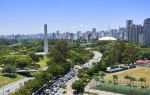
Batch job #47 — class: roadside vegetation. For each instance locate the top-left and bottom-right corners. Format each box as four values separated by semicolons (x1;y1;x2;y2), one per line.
4;39;94;95
88;40;150;95
0;72;25;87
72;40;150;94
1;38;150;95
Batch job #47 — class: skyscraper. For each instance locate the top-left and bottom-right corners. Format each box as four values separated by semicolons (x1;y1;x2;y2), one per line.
139;26;144;44
56;30;60;39
44;24;48;53
77;31;81;40
126;20;133;41
132;25;142;42
92;28;96;33
144;18;150;46
119;27;126;40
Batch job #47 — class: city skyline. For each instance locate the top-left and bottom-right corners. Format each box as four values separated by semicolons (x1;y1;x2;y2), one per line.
0;0;150;34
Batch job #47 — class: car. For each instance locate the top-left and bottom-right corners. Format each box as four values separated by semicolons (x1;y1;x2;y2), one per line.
73;91;77;95
6;89;10;92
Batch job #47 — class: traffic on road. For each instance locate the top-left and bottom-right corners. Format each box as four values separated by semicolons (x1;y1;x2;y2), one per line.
33;51;102;95
33;68;78;95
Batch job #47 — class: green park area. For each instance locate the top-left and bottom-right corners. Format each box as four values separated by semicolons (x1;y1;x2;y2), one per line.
103;67;150;88
91;67;150;95
36;56;48;68
0;72;25;88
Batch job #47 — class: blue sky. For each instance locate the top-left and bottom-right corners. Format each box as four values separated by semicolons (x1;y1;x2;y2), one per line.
0;0;150;34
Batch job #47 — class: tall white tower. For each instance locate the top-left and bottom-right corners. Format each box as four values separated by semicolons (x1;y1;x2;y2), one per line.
44;24;48;53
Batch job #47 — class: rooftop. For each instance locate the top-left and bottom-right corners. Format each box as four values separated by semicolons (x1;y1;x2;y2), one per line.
99;36;117;41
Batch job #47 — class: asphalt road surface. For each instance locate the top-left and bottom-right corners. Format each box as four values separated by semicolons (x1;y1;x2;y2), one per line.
0;77;33;95
33;51;102;95
58;51;102;95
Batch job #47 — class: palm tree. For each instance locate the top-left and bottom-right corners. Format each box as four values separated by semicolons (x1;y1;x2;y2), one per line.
95;76;100;85
100;73;105;83
113;75;118;84
138;77;146;88
124;75;131;85
112;75;118;93
130;77;137;87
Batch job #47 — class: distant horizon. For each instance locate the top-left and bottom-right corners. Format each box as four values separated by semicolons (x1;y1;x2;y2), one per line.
0;0;150;35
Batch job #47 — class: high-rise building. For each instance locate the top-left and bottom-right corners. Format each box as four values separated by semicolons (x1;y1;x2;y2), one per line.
119;27;126;40
139;26;144;44
56;30;60;39
144;18;150;46
91;28;97;39
92;28;96;33
70;33;74;40
110;29;117;38
44;24;48;53
126;20;133;41
77;31;81;40
132;25;142;42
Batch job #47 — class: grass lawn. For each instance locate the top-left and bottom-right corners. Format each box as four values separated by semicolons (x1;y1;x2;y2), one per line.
0;72;25;88
92;71;109;80
36;56;48;68
103;67;150;88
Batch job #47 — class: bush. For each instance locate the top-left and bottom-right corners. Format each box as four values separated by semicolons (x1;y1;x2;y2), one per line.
72;80;85;94
27;64;40;69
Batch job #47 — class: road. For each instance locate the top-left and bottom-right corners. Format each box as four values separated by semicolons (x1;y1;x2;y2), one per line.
0;77;33;95
59;51;102;95
32;51;102;95
83;51;102;68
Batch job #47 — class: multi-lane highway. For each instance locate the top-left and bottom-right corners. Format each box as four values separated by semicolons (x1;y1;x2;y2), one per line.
60;51;102;95
34;51;102;95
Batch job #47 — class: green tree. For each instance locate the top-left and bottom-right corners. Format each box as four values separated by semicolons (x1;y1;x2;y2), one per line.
35;71;52;84
48;65;64;77
47;39;69;64
138;77;146;88
2;65;16;78
112;75;118;84
27;51;40;62
0;38;10;45
124;75;131;85
130;77;137;87
122;43;139;65
72;80;85;94
0;55;16;66
100;73;105;83
95;76;100;85
15;55;32;69
109;43;120;65
112;74;118;93
140;48;150;60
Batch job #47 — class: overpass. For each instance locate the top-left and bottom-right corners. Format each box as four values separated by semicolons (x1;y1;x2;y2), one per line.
16;69;38;73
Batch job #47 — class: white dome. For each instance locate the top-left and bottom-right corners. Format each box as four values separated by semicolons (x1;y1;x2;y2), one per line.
99;36;117;41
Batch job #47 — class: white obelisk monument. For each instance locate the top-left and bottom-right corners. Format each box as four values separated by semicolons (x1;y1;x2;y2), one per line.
44;24;48;53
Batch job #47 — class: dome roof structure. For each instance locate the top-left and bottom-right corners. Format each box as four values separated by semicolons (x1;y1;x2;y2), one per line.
99;36;117;41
